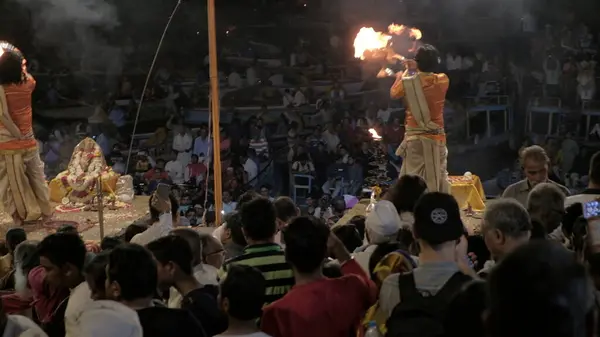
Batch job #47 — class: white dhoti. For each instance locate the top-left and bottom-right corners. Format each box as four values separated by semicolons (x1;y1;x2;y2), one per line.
396;137;450;193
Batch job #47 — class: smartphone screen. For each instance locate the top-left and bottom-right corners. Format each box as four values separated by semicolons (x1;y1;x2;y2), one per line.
584;201;600;246
156;183;171;200
584;200;600;220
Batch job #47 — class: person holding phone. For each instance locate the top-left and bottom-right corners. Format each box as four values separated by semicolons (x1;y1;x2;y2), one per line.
130;184;178;246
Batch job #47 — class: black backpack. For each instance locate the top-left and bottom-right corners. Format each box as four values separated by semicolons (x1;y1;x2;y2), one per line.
385;272;472;337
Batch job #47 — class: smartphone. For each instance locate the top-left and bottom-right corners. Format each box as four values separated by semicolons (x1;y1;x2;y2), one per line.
584;200;600;246
156;183;171;200
583;200;600;220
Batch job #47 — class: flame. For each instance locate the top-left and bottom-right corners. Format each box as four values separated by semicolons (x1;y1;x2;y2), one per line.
388;24;422;40
353;27;392;60
368;128;382;140
0;49;4;58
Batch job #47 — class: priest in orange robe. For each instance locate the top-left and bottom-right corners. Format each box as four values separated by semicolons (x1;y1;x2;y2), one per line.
0;42;52;225
389;44;451;193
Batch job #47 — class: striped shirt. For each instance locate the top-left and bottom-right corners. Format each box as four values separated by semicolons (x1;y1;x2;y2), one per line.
220;243;294;304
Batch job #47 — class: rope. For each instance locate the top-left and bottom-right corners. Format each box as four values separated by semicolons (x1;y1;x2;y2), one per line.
124;0;183;172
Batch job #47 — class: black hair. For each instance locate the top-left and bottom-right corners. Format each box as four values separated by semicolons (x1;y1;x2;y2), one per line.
204;211;216;225
383;174;428;213
348;215;366;241
274;197;297;223
100;236;122;251
562;203;583;238
149;193;180;222
5;228;26;252
236;190;260;210
124;224;147;242
589;151;600;185
322;260;343;278
240;197;277;241
220;264;266;320
37;233;87;271
0;42;26;85
283;216;329;273
415;44;441;73
224;212;247;247
84;251;110;296
332;225;362;253
146;235;193;275
57;224;78;234
107;244;158;301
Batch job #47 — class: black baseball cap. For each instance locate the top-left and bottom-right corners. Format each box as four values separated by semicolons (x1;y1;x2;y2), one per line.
413;192;465;245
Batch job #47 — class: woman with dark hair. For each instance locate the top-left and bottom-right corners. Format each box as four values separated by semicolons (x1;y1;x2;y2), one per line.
382;174;428;227
0;42;52;226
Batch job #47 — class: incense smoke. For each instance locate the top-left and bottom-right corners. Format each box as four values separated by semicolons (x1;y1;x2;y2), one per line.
16;0;123;75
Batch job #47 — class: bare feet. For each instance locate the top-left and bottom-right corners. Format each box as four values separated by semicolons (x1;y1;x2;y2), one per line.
11;214;23;227
41;213;53;225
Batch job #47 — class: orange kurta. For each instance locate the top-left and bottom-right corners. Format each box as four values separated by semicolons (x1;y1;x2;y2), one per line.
0;75;36;151
390;72;449;142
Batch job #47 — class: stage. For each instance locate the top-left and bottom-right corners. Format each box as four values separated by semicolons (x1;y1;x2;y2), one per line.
0;197;152;241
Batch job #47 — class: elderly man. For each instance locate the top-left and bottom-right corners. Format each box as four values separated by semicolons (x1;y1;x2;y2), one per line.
527;182;566;241
479;199;532;276
502;145;569;206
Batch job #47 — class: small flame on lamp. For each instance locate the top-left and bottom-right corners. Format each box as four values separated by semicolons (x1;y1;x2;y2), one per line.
368;128;382;140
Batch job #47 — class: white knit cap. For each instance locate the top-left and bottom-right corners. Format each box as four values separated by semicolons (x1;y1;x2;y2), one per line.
365;200;401;243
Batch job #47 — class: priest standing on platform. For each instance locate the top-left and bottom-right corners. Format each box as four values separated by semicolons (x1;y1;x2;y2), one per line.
389;44;451;193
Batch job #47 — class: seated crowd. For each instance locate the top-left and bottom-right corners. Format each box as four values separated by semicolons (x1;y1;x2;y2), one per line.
0;144;595;337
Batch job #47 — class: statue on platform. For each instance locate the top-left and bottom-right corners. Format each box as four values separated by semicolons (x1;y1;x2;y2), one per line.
390;44;451;193
50;137;119;205
0;42;53;225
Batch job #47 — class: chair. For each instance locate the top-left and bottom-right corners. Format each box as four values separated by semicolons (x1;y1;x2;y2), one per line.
292;174;314;203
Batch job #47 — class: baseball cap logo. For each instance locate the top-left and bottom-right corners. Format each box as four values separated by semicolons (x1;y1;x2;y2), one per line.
430;208;448;224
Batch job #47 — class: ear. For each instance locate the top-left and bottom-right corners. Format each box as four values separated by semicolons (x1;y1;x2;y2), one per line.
221;297;230;315
494;229;506;245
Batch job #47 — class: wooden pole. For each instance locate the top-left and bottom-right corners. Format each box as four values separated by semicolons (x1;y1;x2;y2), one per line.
207;0;222;225
96;177;105;239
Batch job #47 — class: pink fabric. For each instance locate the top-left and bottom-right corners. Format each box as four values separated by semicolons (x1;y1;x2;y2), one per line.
28;266;69;323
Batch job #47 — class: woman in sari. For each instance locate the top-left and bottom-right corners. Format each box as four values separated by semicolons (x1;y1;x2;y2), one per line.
0;42;52;225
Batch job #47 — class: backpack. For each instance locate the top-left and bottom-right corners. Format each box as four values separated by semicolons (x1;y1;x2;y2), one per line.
385;272;471;337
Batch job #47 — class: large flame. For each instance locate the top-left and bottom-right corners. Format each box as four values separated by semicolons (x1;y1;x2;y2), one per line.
354;24;423;60
353;27;392;60
368;128;382;140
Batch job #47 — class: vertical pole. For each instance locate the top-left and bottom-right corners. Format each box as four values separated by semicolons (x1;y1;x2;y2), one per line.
208;0;222;225
96;178;105;239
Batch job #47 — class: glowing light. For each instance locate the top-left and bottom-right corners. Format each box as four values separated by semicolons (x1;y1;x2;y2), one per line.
353;27;392;60
388;24;422;40
368;128;382;140
0;49;4;58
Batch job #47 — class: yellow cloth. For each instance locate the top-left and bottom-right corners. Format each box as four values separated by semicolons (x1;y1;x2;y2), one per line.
449;175;486;211
0;254;12;279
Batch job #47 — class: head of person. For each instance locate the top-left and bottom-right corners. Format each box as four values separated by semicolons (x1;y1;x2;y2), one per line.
100;236;122;251
486;241;596;337
37;233;87;289
199;233;225;269
240;197;277;244
171;228;203;267
413;192;464;255
332;225;363;254
13;241;39;296
146;235;194;290
56;224;78;235
348;215;366;241
274;196;299;230
415;44;441;73
124;224;147;243
365;200;401;244
520;145;550;186
223;190;232;204
526;182;566;236
236;190;260;211
482;199;532;260
218;264;265;322
105;243;158;303
5;228;26;254
588;151;600;187
383;174;428;215
283;216;330;275
259;185;271;198
84;251;110;300
0;42;26;85
191;154;199;164
221;212;247;247
148;192;180;224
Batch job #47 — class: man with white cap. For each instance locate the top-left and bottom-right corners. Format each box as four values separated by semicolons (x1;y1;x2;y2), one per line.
354;200;402;272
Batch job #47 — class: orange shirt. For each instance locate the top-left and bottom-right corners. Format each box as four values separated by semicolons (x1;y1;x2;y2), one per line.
0;76;37;151
390;72;449;134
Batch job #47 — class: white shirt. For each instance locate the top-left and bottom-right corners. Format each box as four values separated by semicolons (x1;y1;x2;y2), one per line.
173;133;193;152
165;160;185;184
130;213;173;246
293;91;307;106
223;202;237;215
322;130;340;152
65;282;93;337
446;54;462;71
246;67;257;86
193;136;211;157
3;315;47;337
565;193;600;207
228;72;243;88
283;93;294;107
96;133;111;157
168;264;219;308
243;158;258;184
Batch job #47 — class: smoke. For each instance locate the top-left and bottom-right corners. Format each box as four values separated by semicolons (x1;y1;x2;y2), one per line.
16;0;123;75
